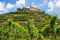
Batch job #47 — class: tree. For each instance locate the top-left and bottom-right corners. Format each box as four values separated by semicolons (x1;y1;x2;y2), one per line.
50;14;57;38
28;19;39;40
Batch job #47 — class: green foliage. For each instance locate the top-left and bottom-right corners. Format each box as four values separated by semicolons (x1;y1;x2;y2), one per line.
13;16;27;21
50;15;57;38
28;19;39;40
50;15;57;28
56;25;60;35
0;18;30;40
41;24;50;36
0;9;60;40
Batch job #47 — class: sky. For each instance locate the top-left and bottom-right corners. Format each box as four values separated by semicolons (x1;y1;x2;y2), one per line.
0;0;60;18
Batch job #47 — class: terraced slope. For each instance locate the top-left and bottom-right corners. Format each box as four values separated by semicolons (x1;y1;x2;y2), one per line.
0;9;52;28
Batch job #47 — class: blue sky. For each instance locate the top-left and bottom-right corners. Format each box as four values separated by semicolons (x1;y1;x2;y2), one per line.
0;0;60;18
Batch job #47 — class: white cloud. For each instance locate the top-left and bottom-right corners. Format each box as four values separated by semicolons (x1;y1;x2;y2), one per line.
31;2;37;8
0;0;26;14
0;2;14;14
0;2;5;11
31;2;35;5
6;3;15;10
32;5;37;8
48;1;54;12
0;2;8;14
55;1;60;8
47;0;60;12
16;0;25;8
6;0;26;10
54;0;60;2
47;0;60;17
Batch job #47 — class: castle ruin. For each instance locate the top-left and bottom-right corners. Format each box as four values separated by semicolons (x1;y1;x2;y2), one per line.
17;6;42;12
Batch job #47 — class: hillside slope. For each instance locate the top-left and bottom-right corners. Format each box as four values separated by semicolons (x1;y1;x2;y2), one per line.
0;9;52;27
1;8;60;40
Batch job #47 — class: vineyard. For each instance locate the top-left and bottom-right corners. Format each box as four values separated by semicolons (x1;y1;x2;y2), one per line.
0;9;60;40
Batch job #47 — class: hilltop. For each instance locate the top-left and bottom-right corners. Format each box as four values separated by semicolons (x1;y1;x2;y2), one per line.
0;6;60;40
0;6;60;27
0;7;51;27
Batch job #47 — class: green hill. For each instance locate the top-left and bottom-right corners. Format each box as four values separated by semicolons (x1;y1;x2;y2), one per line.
0;8;60;40
0;9;51;27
